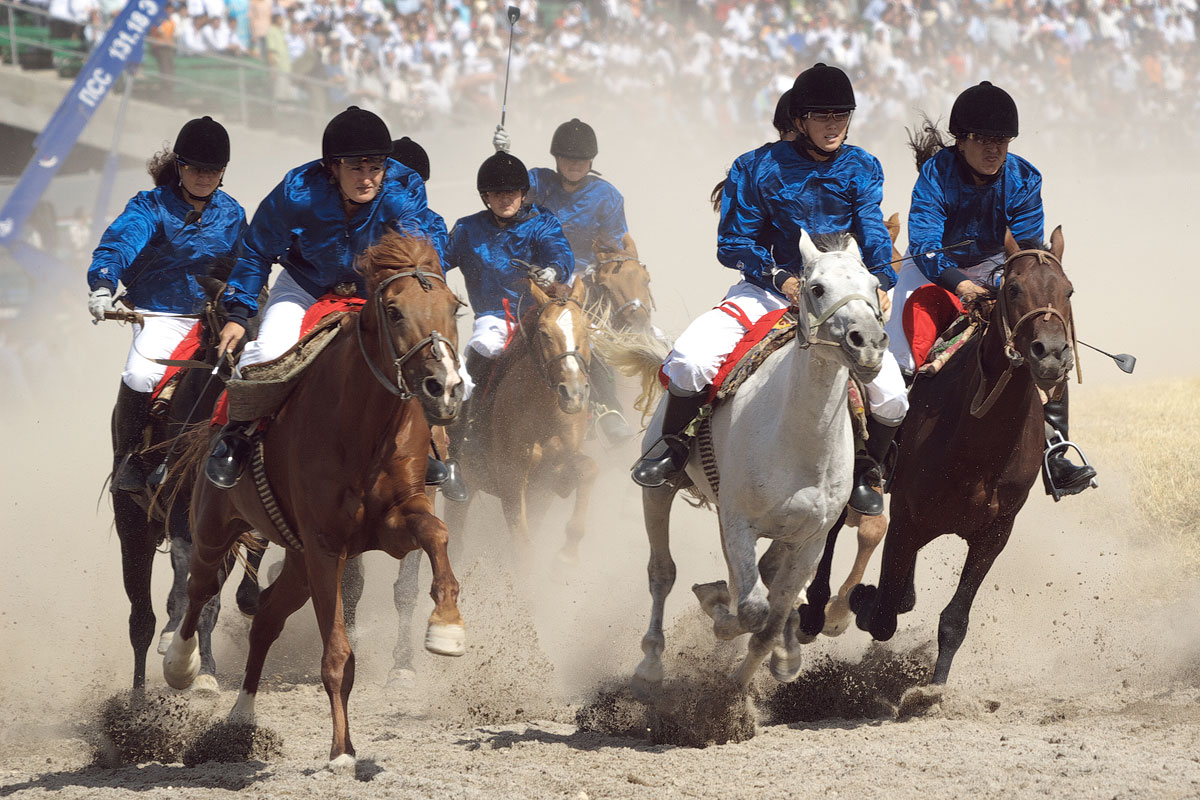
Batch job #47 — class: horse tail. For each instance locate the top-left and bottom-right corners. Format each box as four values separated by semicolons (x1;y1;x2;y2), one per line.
147;421;215;534
907;114;950;170
591;326;672;424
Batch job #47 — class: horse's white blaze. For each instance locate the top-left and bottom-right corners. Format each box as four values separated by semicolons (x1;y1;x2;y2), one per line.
436;338;462;398
556;309;581;377
229;690;256;723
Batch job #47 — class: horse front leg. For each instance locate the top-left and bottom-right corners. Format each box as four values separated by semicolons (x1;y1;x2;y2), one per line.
398;495;465;658
719;513;769;635
114;491;157;690
304;547;357;770
558;452;598;565
824;508;888;636
632;483;678;699
388;552;422;685
733;538;815;688
932;524;1012;685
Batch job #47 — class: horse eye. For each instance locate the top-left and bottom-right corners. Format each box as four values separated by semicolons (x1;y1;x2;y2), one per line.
1007;284;1020;297
386;306;404;323
810;283;824;299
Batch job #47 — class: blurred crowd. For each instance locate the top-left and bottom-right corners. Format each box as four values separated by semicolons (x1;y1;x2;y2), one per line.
13;0;1200;147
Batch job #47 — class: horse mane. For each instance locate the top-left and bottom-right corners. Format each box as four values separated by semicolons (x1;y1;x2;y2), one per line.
809;231;855;254
357;230;441;288
907;114;951;170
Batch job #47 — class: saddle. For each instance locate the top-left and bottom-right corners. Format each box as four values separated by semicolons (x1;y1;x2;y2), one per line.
149;321;204;416
916;312;983;378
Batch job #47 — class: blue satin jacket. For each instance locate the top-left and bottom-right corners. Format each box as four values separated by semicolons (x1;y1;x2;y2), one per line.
224;158;448;315
717;140;897;296
527;167;628;271
87;186;247;313
445;204;574;319
908;147;1043;290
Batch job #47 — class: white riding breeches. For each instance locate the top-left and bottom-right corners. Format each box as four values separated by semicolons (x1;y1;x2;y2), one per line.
460;313;509;400
885;254;1005;373
237;269;319;369
122;313;197;393
663;279;909;424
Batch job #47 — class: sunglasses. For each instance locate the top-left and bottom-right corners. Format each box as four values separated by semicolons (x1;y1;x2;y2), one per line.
177;159;224;175
337;156;388;169
803;111;852;123
964;133;1014;147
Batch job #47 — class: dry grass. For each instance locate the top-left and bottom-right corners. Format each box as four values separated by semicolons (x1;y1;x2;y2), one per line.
1073;377;1200;561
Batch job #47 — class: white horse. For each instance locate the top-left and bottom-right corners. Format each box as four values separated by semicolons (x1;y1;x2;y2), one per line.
632;231;888;692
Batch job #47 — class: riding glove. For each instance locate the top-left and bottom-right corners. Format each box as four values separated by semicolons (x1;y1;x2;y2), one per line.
492;125;511;153
88;287;115;321
532;267;557;288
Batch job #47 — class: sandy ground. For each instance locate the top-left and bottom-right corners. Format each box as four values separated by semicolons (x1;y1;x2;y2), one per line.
3;95;1200;799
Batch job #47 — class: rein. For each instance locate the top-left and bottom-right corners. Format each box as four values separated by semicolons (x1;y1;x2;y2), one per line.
968;248;1082;418
356;268;458;400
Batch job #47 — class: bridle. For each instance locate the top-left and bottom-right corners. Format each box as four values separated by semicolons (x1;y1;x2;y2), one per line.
356;268;459;400
969;248;1081;418
589;253;656;324
791;270;883;351
517;294;590;390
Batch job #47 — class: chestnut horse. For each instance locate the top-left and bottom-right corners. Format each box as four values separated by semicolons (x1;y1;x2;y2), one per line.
445;277;597;564
852;228;1079;693
586;244;655;335
164;232;465;769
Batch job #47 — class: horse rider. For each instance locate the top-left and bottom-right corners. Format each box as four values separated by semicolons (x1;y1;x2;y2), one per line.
887;81;1097;498
205;106;450;489
438;151;576;501
493;118;636;443
87;116;246;494
632;63;909;518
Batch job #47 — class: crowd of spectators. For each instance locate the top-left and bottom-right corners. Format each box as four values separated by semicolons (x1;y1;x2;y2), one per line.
14;0;1200;149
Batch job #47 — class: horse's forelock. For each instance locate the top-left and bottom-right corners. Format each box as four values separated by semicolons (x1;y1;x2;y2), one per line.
360;230;442;288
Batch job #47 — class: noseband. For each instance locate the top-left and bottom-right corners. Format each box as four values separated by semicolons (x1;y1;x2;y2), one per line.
969;248;1081;418
356;268;459;400
518;295;590;390
792;271;883;351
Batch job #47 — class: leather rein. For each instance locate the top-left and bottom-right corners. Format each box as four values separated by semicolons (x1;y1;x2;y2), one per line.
355;268;459;400
968;248;1082;418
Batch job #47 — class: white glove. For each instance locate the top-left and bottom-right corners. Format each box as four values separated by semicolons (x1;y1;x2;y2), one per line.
532;267;557;288
492;124;511;153
88;287;114;321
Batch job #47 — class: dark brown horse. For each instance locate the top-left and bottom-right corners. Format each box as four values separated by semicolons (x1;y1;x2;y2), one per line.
851;227;1079;692
163;232;465;769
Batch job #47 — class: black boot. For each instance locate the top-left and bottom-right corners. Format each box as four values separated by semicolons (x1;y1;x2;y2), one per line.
441;420;469;502
589;355;634;444
631;385;708;488
848;416;899;516
112;383;152;494
425;454;448;486
205;420;254;489
1042;392;1097;500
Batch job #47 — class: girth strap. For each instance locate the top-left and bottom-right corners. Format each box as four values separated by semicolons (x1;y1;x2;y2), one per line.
251;439;304;552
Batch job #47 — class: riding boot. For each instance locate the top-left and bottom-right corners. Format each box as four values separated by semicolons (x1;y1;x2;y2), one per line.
848;416;899;516
589;354;634;443
440;419;469;502
204;419;255;489
1042;391;1097;500
631;384;708;488
425;454;448;486
464;349;499;422
112;382;152;494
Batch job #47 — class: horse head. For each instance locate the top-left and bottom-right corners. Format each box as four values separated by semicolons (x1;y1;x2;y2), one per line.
996;226;1075;390
360;232;464;424
796;230;888;382
526;276;591;414
589;243;654;333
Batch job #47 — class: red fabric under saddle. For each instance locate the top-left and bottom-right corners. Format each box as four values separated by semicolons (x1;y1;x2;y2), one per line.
150;321;203;402
658;306;791;403
211;295;365;426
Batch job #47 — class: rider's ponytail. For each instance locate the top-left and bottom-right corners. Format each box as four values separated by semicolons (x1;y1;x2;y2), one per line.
907;114;951;170
147;148;180;188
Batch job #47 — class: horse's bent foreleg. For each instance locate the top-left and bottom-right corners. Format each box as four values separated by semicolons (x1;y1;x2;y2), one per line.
825;509;888;636
632;484;677;698
734;541;810;687
235;533;267;617
400;496;464;657
932;525;1011;685
115;492;157;689
718;512;768;635
559;453;598;565
305;547;356;767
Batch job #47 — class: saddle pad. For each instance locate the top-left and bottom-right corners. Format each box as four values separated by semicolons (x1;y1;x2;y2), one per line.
713;308;795;402
919;313;980;377
150;321;203;406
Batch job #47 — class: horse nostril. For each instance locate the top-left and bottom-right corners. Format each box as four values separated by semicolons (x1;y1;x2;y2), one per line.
423;376;444;397
1031;341;1046;359
849;330;865;348
557;384;571;405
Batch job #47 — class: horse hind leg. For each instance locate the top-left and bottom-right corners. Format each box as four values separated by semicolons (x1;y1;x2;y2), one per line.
235;533;268;617
825;508;887;636
115;491;158;689
632;483;678;699
388;552;422;687
557;453;598;566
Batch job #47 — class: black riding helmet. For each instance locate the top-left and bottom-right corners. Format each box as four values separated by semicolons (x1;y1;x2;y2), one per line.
477;151;530;194
174;116;230;170
322;106;392;164
789;63;856;117
550;118;598;161
391;136;430;182
772;89;795;136
949;81;1019;139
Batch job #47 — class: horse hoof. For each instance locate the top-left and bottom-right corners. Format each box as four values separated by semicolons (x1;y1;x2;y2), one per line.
327;753;356;774
156;630;175;655
629;673;660;703
822;596;851;637
692;581;731;619
898;684;945;718
768;649;803;683
848;583;876;616
191;673;219;693
424;623;466;657
555;547;580;567
386;667;417;691
163;633;200;689
797;603;826;639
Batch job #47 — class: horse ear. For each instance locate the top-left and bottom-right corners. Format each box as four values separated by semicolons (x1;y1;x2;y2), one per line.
843;234;861;261
529;280;550;305
1049;225;1064;260
1004;228;1019;258
798;229;821;268
569;274;586;302
885;212;900;246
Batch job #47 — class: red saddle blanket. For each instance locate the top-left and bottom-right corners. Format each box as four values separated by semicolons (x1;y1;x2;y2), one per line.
659;307;791;403
150;322;203;402
211;295;365;426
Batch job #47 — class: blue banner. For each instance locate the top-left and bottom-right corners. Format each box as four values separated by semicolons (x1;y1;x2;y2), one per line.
0;0;167;246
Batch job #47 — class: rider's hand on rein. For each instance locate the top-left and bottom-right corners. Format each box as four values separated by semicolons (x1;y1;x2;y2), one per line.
217;321;246;359
88;287;115;321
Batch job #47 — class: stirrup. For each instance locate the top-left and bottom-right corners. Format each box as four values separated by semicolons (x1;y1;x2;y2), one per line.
595;406;635;446
441;458;468;502
1042;433;1098;502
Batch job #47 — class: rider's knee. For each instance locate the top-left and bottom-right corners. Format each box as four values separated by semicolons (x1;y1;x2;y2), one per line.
121;366;163;394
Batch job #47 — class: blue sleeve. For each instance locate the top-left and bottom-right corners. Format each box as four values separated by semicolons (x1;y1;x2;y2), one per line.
1008;165;1044;247
907;162;955;286
444;221;468;275
851;156;897;291
535;214;575;283
225;178;292;314
423;208;450;267
598;186;629;247
87;193;158;292
390;173;446;264
716;156;774;281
